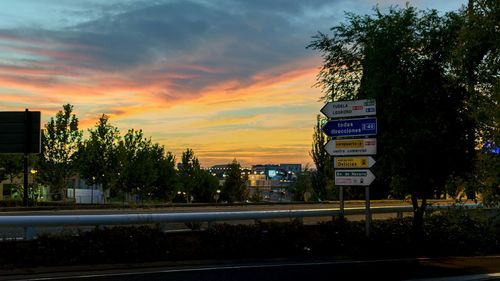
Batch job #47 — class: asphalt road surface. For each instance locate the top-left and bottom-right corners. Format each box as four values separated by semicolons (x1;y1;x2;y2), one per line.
2;256;500;281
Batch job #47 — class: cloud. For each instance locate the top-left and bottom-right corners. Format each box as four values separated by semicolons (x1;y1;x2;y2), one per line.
0;0;338;103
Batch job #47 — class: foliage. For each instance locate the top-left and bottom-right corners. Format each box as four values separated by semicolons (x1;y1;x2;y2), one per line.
0;154;23;183
221;159;248;202
454;0;500;203
2;209;500;268
309;115;333;200
152;151;179;201
308;6;478;228
290;167;313;201
77;114;120;199
177;149;200;202
475;153;500;206
194;169;220;202
37;104;82;200
116;129;160;202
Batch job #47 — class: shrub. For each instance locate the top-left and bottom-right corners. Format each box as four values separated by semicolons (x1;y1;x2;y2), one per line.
0;209;499;269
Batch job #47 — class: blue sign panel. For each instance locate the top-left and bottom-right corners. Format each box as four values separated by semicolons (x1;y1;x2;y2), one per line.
322;117;377;137
483;141;500;154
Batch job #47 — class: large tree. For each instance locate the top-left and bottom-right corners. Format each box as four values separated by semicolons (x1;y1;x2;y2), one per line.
177;148;200;202
454;0;500;204
77;114;120;201
116;129;159;202
309;6;475;230
38;104;82;200
153;151;179;201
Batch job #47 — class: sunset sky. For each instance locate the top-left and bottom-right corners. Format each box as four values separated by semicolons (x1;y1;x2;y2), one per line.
0;0;465;167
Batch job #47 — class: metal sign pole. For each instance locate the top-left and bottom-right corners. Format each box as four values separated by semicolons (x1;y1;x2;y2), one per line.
23;109;29;207
365;185;371;237
339;186;344;217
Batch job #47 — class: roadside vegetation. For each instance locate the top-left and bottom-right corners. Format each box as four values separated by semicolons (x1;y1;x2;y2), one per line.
0;207;498;269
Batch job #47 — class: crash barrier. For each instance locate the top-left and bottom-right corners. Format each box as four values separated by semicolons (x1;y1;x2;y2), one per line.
0;203;481;240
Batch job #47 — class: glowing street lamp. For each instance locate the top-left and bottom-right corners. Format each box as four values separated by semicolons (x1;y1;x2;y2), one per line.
214;189;221;203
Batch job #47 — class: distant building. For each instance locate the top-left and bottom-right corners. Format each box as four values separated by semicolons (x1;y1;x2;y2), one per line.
246;163;302;202
208;164;231;179
66;174;105;204
0;169;48;202
279;164;302;174
206;163;301;202
0;171;103;204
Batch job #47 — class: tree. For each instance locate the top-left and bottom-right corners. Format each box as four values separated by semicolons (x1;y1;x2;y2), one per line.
38;104;82;201
0;154;23;199
77;114;120;201
290;167;313;201
177;148;200;202
0;154;23;184
153;151;179;201
194;169;220;202
309;6;475;231
221;159;248;202
309;115;334;200
454;0;500;204
116;129;158;203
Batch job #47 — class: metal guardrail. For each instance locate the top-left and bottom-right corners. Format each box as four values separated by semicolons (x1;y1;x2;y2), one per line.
0;204;482;240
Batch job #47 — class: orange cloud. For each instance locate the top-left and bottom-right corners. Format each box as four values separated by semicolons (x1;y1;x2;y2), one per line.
0;53;323;167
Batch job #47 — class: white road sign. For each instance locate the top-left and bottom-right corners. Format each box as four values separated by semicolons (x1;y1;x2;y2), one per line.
335;169;376;186
321;99;376;118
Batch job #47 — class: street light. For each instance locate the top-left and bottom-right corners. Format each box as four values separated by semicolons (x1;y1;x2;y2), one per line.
214;189;221;203
91;176;96;204
30;169;38;204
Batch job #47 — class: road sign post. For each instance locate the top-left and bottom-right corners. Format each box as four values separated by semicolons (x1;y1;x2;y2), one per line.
365;186;371;237
321;99;377;237
339;186;344;217
0;110;41;207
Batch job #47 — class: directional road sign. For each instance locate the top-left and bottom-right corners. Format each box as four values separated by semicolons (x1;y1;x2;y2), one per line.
334;156;376;169
325;138;377;156
321;99;376;118
322;117;377;137
335;169;375;186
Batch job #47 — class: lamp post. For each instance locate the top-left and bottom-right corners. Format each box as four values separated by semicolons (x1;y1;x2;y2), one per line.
30;168;37;204
214;189;221;203
91;176;96;204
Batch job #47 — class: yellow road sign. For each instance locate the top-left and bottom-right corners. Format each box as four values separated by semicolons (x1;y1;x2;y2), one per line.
325;138;377;156
334;156;376;168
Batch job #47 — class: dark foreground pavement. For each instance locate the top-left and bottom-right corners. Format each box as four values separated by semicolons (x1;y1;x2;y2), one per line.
2;256;500;281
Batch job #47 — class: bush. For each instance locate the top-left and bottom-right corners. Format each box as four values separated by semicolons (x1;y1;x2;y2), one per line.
0;209;498;269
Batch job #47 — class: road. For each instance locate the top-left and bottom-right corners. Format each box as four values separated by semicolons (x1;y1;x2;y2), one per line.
2;256;500;281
